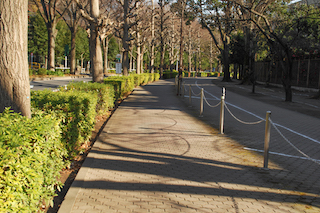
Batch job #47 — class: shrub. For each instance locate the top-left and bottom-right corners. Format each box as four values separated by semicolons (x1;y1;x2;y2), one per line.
141;73;150;84
55;70;64;76
163;71;178;79
154;73;160;81
211;72;223;77
131;74;143;87
182;71;196;77
47;70;55;75
108;69;116;73
0;108;67;212
196;72;208;77
104;76;135;99
38;68;47;76
31;90;98;158
29;69;36;76
66;81;116;114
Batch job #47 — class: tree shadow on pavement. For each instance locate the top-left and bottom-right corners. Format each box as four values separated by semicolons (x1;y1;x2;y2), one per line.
73;139;320;209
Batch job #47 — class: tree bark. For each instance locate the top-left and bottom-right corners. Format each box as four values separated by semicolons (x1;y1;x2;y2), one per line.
122;0;129;76
70;27;77;74
222;47;231;82
47;20;58;71
136;31;141;74
0;0;31;117
90;0;104;82
150;0;155;73
90;27;104;82
103;37;109;74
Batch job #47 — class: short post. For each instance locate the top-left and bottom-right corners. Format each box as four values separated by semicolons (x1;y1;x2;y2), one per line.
263;111;271;169
219;87;225;134
200;88;204;117
182;83;185;99
189;85;192;105
175;75;178;88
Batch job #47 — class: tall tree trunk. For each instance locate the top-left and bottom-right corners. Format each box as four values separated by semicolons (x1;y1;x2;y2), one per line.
140;44;145;73
129;49;133;72
178;0;186;95
70;27;77;74
159;30;165;77
136;31;141;74
90;28;104;82
122;0;129;76
80;53;84;69
210;40;213;72
90;0;103;82
160;45;165;77
0;0;31;117
222;47;231;82
188;29;192;73
150;0;155;73
47;20;57;71
103;37;109;74
283;53;293;102
169;16;175;72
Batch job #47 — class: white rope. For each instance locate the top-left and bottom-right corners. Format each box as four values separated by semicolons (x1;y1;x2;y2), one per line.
184;84;188;92
224;103;265;125
190;86;202;97
270;119;320;165
203;94;221;108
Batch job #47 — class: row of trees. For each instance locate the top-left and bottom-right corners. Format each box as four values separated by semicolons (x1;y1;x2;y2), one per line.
28;0;218;81
193;0;320;101
1;0;320;116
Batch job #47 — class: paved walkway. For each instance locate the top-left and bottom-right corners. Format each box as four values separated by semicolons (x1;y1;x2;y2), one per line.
58;79;320;213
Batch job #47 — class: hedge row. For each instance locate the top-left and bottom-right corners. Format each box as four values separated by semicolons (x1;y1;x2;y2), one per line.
0;73;159;212
105;73;160;99
31;90;98;158
66;82;115;115
0;109;66;212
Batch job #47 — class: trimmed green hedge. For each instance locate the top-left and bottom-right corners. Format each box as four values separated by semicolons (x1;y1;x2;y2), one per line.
163;71;179;79
31;90;98;158
0;109;66;212
0;73;160;212
104;76;135;99
65;82;116;114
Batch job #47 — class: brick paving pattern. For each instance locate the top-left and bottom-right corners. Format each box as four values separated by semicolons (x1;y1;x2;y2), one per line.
59;79;320;213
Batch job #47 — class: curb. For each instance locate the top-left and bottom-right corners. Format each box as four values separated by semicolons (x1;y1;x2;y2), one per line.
29;75;89;82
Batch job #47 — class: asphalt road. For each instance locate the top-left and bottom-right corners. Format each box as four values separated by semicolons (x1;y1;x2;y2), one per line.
30;76;92;91
182;77;320;174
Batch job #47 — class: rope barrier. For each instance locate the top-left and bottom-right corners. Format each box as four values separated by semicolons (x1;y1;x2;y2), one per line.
180;85;320;166
203;94;221;108
270;119;320;165
184;84;188;92
190;86;202;97
224;103;265;125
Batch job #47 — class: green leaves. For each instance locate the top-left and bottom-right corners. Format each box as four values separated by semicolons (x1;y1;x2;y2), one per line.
31;90;98;158
0;109;65;212
0;74;160;211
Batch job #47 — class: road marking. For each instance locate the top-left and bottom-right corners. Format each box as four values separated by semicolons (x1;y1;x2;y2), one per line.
194;80;320;145
244;147;320;162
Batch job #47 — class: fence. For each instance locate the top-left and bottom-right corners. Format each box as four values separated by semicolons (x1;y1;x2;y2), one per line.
255;59;320;89
175;76;320;169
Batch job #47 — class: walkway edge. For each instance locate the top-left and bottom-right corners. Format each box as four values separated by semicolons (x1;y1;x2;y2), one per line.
57;138;104;213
